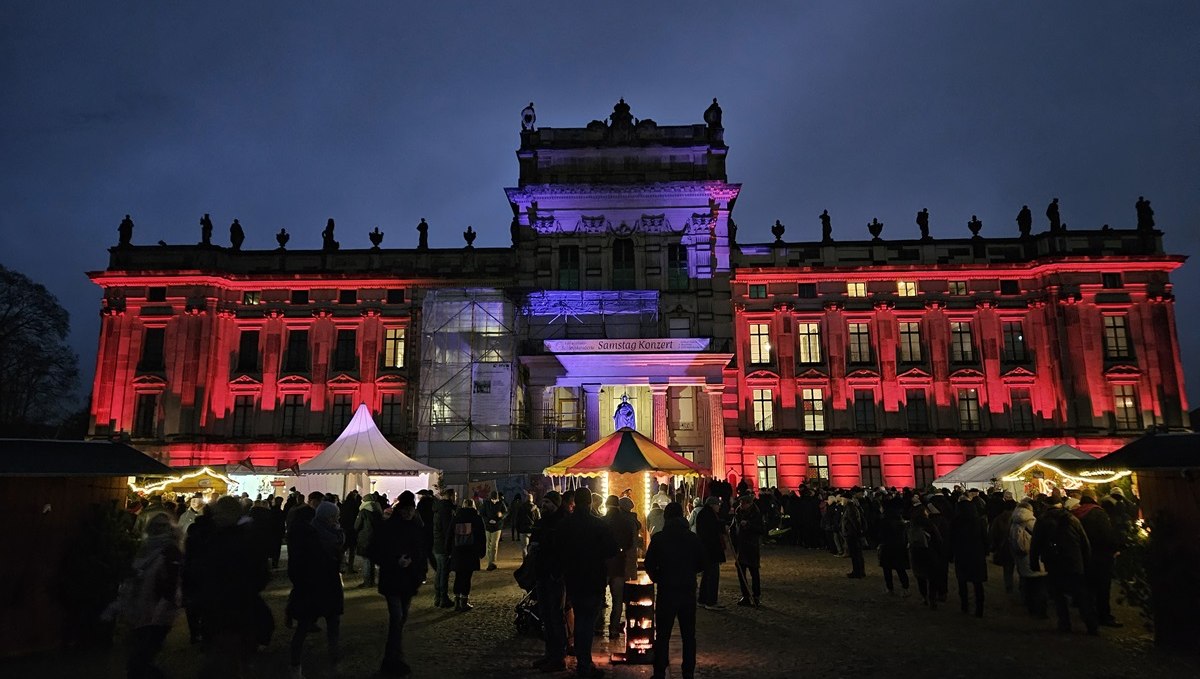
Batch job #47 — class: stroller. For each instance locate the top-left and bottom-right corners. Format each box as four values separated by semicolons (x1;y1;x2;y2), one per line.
513;552;542;636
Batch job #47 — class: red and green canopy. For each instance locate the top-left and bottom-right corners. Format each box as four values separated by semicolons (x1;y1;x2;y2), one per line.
544;428;706;477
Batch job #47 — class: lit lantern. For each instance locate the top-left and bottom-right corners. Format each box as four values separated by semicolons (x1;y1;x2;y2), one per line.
614;573;655;663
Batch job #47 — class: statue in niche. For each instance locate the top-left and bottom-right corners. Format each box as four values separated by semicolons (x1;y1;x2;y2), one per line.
771;219;786;243
1046;198;1061;233
968;215;983;238
463;225;476;248
868;217;884;241
117;214;134;247
276;228;289;249
1136;196;1155;231
322;218;340;251
416;218;429;250
521;102;536;131
1016;205;1032;238
199;213;213;245
703;97;723;129
820;209;832;243
613;393;636;431
916;208;930;240
369;226;384;249
510;214;520;247
229;219;245;250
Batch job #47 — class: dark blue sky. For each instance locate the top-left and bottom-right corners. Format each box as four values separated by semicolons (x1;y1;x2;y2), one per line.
2;2;1197;407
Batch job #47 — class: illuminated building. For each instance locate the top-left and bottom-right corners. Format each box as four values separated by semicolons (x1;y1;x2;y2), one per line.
87;100;1190;487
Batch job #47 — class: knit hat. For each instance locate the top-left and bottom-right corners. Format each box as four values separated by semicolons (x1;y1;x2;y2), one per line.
1110;487;1125;498
315;500;339;522
543;490;562;507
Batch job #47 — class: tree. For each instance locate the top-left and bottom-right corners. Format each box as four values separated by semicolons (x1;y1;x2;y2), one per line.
0;264;79;435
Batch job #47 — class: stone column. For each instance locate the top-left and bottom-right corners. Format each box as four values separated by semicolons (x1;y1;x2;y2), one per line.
582;383;602;444
650;384;670;447
704;385;726;479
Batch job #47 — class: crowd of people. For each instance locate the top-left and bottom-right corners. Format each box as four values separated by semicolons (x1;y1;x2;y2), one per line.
103;479;1136;679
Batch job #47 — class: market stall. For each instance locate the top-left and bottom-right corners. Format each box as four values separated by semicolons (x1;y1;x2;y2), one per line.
933;444;1129;497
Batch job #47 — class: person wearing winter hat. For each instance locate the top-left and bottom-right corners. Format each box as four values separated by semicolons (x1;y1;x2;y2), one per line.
373;490;425;677
696;497;727;609
289;501;345;678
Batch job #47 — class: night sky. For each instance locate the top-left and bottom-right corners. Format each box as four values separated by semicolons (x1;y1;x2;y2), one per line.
2;2;1197;409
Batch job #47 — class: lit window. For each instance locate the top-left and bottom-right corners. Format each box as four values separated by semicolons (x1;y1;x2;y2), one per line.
673;388;696;431
749;284;767;299
749;323;772;365
848;322;871;364
801;388;825;432
1103;316;1131;360
1002;321;1028;362
898;321;922;362
796;322;822;364
861;455;883;487
752;389;774;432
1113;385;1140;430
242;291;261;305
897;281;918;297
950;321;975;362
853;389;876;432
905;388;928;433
948;281;968;296
1010;387;1034;433
847;282;867;298
957;388;981;432
757;455;779;490
383;328;406;368
806;454;830;484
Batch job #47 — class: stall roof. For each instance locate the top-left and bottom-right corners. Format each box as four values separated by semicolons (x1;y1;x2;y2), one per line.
300;404;440;476
1097;432;1200;470
0;439;172;477
934;444;1094;488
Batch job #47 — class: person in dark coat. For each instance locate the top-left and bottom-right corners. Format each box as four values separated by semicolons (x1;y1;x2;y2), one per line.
841;491;868;578
480;491;508;571
949;495;988;616
557;486;618;679
926;494;953;603
1032;496;1098;634
644;502;704;679
877;501;911;595
248;499;276;564
355;493;383;587
730;493;764;606
269;495;286;568
415;489;435;572
448;498;486;611
989;496;1017;593
339;489;362;572
600;495;637;637
695;496;727;608
907;502;940;608
431;488;457;608
530;491;569;673
512;492;539;556
288;501;345;676
370;491;426;678
1072;494;1122;627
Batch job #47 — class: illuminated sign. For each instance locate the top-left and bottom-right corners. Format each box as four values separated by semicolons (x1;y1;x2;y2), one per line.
544;338;711;353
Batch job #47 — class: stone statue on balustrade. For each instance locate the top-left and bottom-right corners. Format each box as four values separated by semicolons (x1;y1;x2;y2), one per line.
117;214;134;247
916;208;930;240
229;219;245;250
820;210;832;243
417;218;429;250
1016;205;1032;238
322;218;340;251
1046;198;1061;233
200;213;213;245
1136;196;1155;231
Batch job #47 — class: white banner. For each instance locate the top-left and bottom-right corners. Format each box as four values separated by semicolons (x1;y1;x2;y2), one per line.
471;362;512;425
543;338;711;353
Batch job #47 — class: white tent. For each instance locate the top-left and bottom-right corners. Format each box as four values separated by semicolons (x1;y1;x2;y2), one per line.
933;444;1094;491
299;403;440;497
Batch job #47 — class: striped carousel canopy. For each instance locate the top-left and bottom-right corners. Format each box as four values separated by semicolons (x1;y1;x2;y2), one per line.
544;428;706;477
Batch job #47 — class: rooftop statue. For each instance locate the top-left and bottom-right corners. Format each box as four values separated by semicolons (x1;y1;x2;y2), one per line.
369;226;384;249
868;218;884;241
276;228;289;250
199;213;213;245
771;219;786;243
610;98;634;130
1046;198;1061;233
521;102;536;131
229;219;245;251
322;218;340;251
117;214;134;247
916;208;930;240
1016;205;1032;238
1136;196;1155;231
463;225;476;248
613;393;636;431
417;218;429;250
820;209;832;243
703;97;723;129
968;215;983;238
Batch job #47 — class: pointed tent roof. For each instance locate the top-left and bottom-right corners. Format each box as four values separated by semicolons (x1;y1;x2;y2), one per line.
934;444;1094;488
545;428;706;477
300;403;439;476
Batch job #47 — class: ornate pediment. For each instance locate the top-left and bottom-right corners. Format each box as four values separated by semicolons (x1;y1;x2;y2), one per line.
277;375;313;393
745;370;780;382
376;374;409;389
896;367;932;381
228;374;263;393
327;373;362;391
795;368;829;381
1001;366;1037;379
846;369;881;380
131;374;167;392
949;368;986;381
1103;365;1142;381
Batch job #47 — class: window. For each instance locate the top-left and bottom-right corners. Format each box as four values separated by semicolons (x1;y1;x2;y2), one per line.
1103;316;1131;359
1010;387;1035;433
333;329;357;372
242;291;261;305
139;327;165;372
232;395;255;438
913;455;936;488
950;321;975;362
1113;385;1140;430
847;282;867;298
236;330;260;372
860;455;883;488
1102;273;1124;289
667;244;689;291
847;322;871;364
1000;280;1020;295
331;394;352;434
801;388;825;432
749;323;772;365
807;454;830;485
1001;321;1028;362
668;317;691;338
898;321;922;362
132;393;158;438
853;389;876;432
612;239;635;289
957;388;982;432
290;290;309;305
905;388;929;433
948;281;968;296
383;328;405;369
672;388;696;430
147;287;167;302
338;289;357;305
797;283;817;298
757;455;779;490
796;322;822;364
749;284;767;299
558;245;580;290
386;289;405;305
282;394;304;437
380;393;404;437
752;388;774;431
555;388;581;431
284;329;309;372
897;280;918;297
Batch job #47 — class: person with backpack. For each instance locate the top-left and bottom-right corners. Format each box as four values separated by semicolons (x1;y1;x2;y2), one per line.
1030;495;1099;634
448;498;486;611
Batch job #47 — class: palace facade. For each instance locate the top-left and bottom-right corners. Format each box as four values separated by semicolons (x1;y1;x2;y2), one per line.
87;100;1190;488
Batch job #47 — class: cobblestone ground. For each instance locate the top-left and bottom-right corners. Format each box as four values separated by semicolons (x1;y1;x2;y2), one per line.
6;539;1197;679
